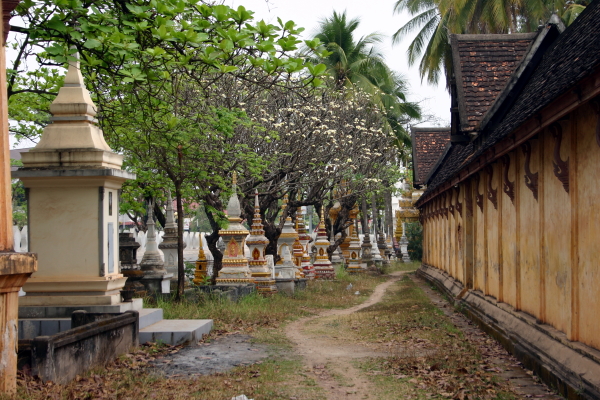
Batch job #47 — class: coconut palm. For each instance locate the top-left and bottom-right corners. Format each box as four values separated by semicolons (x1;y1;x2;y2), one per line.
393;0;589;86
308;11;421;150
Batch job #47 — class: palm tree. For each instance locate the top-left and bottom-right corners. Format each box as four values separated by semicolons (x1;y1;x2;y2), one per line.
393;0;589;86
308;11;421;150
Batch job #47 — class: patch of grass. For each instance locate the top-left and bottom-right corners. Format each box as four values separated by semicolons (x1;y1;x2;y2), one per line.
145;272;388;335
341;276;518;399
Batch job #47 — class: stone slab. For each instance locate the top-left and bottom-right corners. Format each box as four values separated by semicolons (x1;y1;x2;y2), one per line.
138;308;163;329
18;298;143;318
139;319;213;345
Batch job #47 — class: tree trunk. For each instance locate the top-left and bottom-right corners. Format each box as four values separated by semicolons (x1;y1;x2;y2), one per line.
385;189;393;239
175;183;185;300
371;194;379;235
204;205;222;286
361;197;369;235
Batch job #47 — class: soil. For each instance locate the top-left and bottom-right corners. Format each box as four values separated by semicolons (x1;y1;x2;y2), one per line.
284;270;408;400
150;334;270;378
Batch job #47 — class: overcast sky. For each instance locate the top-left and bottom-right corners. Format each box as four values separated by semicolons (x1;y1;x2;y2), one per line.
228;0;451;126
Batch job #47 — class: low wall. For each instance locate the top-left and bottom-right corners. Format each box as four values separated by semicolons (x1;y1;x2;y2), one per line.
417;264;600;400
19;310;138;384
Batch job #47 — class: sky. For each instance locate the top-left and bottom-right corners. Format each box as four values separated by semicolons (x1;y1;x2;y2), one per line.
228;0;451;126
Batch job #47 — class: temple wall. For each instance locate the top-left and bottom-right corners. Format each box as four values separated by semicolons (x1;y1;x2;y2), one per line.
419;102;600;351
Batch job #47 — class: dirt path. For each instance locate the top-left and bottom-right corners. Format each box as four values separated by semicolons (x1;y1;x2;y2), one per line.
285;271;407;400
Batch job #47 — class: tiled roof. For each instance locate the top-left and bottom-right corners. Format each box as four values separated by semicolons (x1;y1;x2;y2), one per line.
411;127;450;188
418;1;600;205
452;33;536;133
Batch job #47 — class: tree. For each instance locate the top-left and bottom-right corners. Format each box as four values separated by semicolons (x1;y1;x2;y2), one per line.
307;11;421;157
392;0;589;85
8;0;329;298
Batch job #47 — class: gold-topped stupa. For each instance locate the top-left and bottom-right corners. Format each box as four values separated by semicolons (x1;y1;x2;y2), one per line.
216;173;253;285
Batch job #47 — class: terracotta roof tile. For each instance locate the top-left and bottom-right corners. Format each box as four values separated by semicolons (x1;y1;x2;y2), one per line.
411;127;451;187
452;34;536;133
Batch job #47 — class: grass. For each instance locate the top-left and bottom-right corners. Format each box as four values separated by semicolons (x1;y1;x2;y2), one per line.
145;268;390;336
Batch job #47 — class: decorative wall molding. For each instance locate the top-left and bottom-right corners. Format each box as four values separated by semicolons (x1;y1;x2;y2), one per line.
550;123;570;193
475;173;484;213
501;154;515;204
485;165;498;210
521;141;539;201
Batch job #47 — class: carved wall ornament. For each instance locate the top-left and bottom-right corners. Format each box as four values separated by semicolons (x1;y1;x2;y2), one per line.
521;141;539;201
475;173;484;213
485;165;498;210
454;186;463;217
550;123;570;193
501;154;515;204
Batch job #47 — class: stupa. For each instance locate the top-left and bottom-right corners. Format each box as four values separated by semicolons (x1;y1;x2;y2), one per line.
192;235;208;285
347;221;362;274
246;190;277;295
297;211;315;279
159;191;185;280
277;195;299;266
275;245;296;295
313;209;335;279
15;55;137;308
216;173;253;285
140;201;173;294
360;217;373;270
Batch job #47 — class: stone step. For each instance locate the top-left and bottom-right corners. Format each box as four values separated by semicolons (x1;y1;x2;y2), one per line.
138;308;163;329
139;319;213;345
19;299;144;318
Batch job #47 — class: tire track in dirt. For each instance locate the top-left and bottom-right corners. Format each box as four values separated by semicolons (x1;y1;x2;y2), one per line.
285;271;406;400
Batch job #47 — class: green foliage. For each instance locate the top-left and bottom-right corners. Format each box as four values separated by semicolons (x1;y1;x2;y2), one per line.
306;11;421;158
406;222;423;261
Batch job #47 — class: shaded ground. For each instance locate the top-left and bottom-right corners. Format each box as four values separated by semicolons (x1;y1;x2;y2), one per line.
151;334;270;378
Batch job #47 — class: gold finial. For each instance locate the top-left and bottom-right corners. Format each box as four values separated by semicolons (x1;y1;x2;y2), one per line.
232;171;237;186
282;194;288;211
197;234;206;260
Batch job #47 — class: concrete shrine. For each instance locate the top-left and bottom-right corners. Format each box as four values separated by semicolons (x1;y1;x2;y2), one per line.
216;174;253;285
276;195;300;272
192;235;209;285
312;209;335;279
159;191;185;280
14;56;136;308
139;202;172;294
346;221;362;274
246;190;277;295
296;210;315;279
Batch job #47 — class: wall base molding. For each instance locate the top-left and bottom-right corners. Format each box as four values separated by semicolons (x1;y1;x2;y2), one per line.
417;264;600;400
